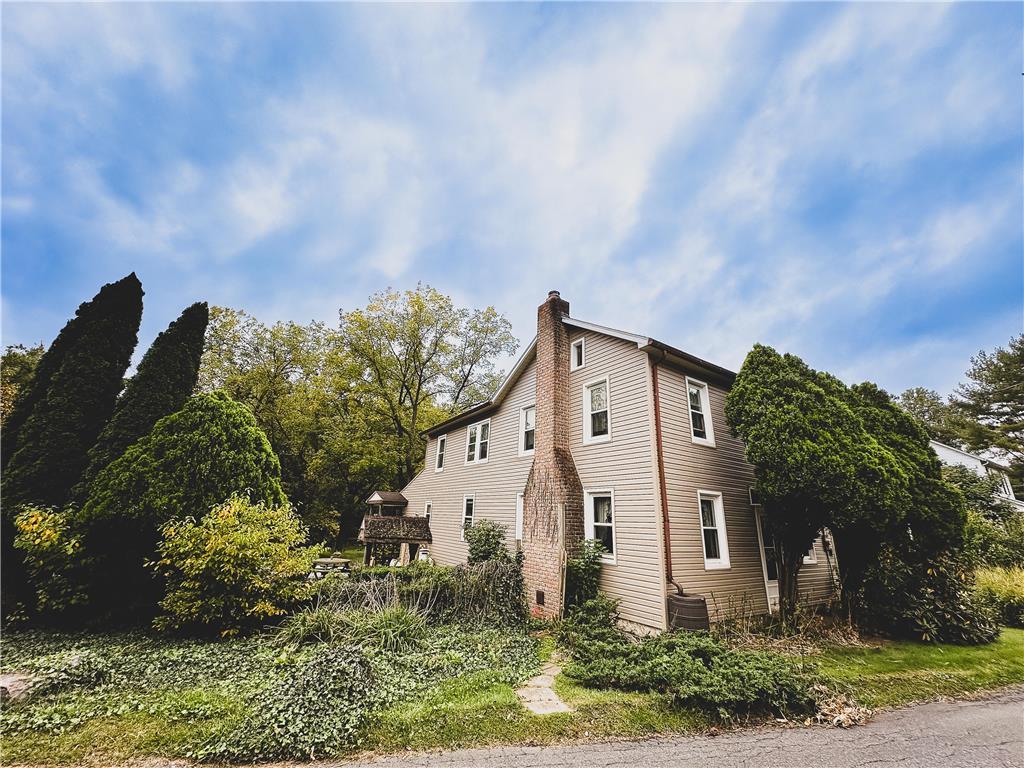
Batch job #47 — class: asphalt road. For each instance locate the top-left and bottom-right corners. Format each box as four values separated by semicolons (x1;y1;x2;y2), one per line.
335;687;1024;768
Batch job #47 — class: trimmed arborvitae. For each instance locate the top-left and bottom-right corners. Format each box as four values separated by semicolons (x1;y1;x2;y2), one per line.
2;273;143;509
79;391;286;618
73;302;209;501
1;281;129;471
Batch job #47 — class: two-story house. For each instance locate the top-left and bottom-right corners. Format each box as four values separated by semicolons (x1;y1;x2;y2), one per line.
392;290;838;632
930;440;1024;511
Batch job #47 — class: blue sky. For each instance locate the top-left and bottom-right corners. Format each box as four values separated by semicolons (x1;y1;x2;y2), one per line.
2;3;1021;395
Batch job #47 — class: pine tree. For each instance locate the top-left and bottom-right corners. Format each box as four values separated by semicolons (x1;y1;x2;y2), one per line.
2;273;143;508
73;302;209;501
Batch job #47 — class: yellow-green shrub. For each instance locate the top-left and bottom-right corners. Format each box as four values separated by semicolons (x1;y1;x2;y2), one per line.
151;495;322;635
12;506;86;614
975;566;1024;628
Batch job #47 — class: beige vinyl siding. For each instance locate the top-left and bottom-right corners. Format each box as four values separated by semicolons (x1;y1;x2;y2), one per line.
400;362;536;564
658;364;836;618
797;534;840;606
569;331;665;632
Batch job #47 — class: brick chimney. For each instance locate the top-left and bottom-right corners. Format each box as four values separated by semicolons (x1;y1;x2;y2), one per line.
522;291;585;618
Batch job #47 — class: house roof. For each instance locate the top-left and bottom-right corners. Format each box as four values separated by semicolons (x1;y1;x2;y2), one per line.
366;491;408;505
358;515;432;544
422;314;736;437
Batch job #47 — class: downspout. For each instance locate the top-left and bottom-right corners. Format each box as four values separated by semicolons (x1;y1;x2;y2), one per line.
650;354;684;596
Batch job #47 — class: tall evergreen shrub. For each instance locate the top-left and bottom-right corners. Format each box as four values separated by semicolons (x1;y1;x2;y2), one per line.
73;302;209;500
2;273;143;508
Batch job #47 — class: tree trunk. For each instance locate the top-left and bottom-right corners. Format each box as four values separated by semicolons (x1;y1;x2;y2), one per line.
776;545;803;627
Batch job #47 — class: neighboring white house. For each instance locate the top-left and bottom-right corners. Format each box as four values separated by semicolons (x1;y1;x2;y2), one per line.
930;440;1023;509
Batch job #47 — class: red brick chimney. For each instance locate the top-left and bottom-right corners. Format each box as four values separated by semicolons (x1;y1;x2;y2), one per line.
522;291;585;618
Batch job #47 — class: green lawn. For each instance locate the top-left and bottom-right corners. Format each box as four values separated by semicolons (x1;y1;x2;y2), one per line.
4;628;1023;765
814;627;1024;709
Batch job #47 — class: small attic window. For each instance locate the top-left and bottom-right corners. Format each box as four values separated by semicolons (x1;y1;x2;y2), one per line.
571;338;585;371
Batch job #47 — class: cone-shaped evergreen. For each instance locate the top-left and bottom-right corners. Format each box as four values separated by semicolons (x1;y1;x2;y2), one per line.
1;280;121;470
2;273;143;508
73;302;209;501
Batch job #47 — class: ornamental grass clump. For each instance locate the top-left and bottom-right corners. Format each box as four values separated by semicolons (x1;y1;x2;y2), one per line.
560;596;813;720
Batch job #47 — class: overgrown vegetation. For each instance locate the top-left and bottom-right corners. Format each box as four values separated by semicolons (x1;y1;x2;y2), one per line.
558;597;813;720
974;566;1024;628
152;495;322;635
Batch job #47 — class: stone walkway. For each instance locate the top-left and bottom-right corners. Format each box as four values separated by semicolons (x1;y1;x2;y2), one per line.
515;657;572;715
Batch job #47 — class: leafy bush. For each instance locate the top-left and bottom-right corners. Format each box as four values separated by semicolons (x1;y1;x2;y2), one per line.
556;594;623;651
12;506;86;615
974;567;1024;628
152;495;321;635
859;546;1000;644
464;519;509;564
966;510;1024;569
78;391;287;619
564;539;605;610
559;595;812;719
199;645;375;761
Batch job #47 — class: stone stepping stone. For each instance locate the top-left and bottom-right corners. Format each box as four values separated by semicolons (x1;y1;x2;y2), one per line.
516;661;572;715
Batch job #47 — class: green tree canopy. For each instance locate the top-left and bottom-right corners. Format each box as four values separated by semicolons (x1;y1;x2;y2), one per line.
3;273;143;508
953;334;1024;494
198;307;398;541
340;284;518;487
896;386;970;448
79;390;286;617
1;343;45;428
725;344;908;620
847;382;966;584
73;302;209;501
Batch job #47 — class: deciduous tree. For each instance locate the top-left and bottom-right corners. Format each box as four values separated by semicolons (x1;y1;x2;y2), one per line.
0;343;44;427
339;285;517;488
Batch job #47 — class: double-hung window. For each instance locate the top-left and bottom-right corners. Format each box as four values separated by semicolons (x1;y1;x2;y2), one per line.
465;420;489;464
584;490;615;561
461;495;475;540
520;406;536;456
583;377;611;444
435;435;446;472
424;501;432;522
686;378;715;447
698;491;730;569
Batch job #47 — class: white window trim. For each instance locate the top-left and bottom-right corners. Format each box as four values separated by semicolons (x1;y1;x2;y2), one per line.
571;337;586;371
582;375;612;445
461;494;475;541
697;490;730;570
515;493;524;543
803;537;818;565
424;501;432;522
685;377;716;448
464;419;490;465
584;488;616;564
435;434;446;472
518;404;536;457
